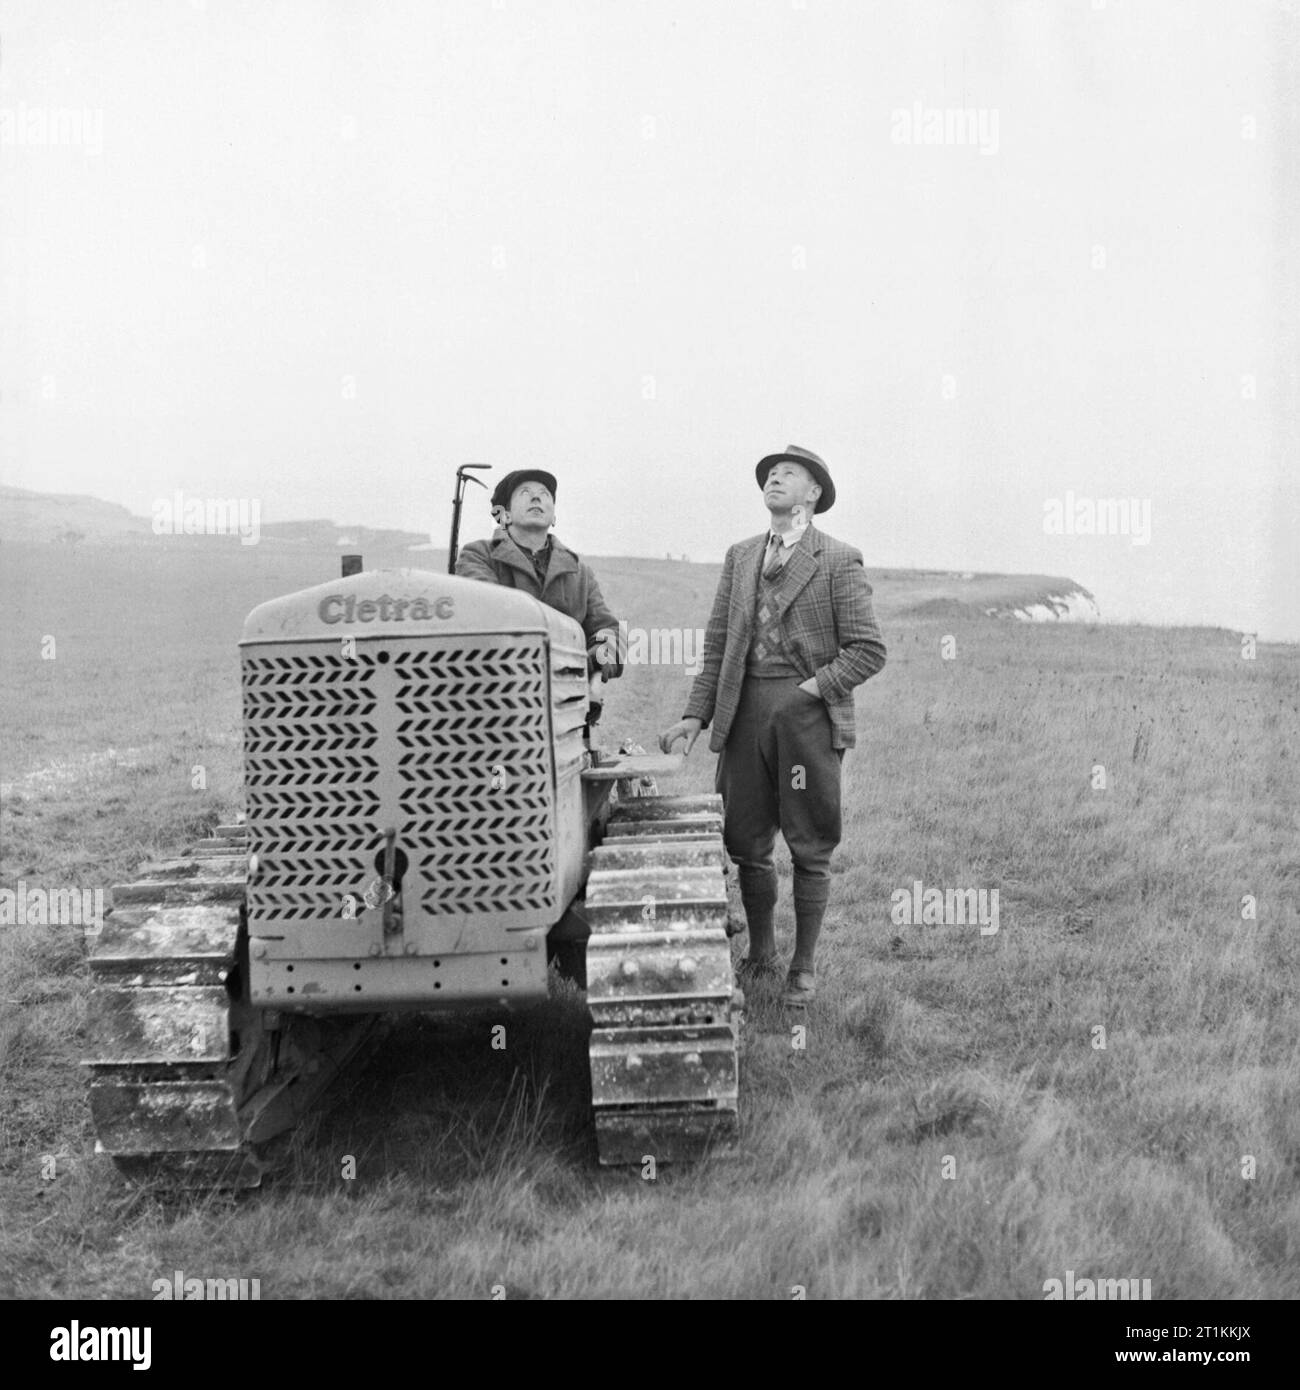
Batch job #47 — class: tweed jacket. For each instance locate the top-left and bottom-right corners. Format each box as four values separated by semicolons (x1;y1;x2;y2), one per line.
683;523;886;751
455;530;618;645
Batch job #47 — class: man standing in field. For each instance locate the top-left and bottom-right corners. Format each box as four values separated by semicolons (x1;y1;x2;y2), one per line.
659;446;886;1005
456;469;624;687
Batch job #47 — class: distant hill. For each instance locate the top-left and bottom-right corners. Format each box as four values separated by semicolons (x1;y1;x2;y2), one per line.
258;518;429;548
879;569;1101;623
0;485;153;544
0;485;1100;623
0;486;427;550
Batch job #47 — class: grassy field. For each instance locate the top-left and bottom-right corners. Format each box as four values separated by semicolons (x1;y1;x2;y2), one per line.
1;539;1297;1299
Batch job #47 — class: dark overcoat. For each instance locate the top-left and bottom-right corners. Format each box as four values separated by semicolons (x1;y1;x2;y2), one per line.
455;530;618;646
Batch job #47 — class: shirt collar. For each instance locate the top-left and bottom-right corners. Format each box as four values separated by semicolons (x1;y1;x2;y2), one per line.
769;519;809;550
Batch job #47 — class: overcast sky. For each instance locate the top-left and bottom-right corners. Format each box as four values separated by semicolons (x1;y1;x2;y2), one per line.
2;1;1296;639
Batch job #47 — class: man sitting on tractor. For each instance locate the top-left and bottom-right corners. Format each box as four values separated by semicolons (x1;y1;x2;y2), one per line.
455;470;624;716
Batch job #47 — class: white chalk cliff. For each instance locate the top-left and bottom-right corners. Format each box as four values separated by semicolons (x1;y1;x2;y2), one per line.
985;588;1102;623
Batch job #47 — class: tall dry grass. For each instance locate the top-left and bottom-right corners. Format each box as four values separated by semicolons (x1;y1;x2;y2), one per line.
1;542;1296;1298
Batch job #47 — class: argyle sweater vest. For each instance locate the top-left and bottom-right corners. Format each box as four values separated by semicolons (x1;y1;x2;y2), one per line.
745;549;803;678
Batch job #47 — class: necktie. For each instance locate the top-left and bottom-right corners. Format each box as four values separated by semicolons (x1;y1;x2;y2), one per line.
763;533;784;580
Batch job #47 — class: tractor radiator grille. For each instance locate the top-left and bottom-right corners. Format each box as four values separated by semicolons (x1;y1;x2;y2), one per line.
242;638;555;930
244;654;381;924
392;644;554;918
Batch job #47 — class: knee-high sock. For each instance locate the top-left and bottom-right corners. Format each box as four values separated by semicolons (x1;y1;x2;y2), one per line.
737;864;778;959
791;874;830;974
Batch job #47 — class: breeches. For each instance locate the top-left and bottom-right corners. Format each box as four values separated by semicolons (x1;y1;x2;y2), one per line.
714;677;844;879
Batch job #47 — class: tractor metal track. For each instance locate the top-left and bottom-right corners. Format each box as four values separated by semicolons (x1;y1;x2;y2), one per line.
83;822;382;1189
85;798;742;1183
585;793;741;1164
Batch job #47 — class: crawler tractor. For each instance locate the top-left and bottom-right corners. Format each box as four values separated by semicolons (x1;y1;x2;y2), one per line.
83;554;741;1185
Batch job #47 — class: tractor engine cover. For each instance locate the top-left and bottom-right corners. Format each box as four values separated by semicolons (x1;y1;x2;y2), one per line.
238;568;588;1010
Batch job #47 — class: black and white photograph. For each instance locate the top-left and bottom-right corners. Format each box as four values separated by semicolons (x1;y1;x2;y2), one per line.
1;0;1296;1331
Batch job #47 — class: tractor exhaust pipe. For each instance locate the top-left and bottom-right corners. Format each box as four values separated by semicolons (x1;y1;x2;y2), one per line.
342;554;363;577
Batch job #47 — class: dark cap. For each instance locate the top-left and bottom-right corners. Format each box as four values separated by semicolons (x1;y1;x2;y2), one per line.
490;469;558;512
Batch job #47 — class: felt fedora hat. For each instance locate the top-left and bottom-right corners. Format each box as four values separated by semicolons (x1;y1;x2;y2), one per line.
755;444;835;513
491;469;557;512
